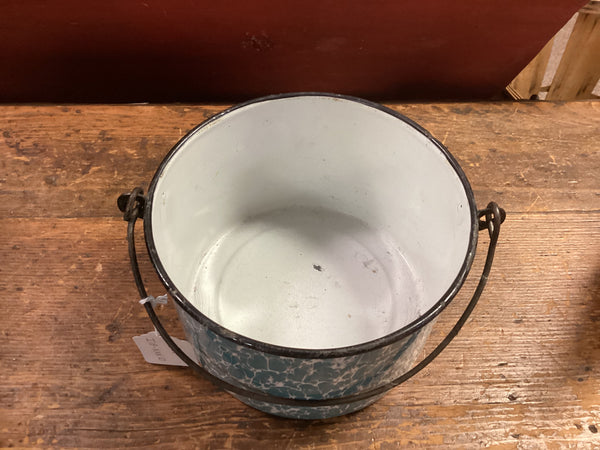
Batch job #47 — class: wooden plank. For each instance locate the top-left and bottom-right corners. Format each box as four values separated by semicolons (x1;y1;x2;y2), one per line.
1;212;599;447
1;102;599;219
547;2;600;100
0;105;222;219
392;101;600;214
507;38;554;100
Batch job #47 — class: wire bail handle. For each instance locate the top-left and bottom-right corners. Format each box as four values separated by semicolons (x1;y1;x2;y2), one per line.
119;188;505;407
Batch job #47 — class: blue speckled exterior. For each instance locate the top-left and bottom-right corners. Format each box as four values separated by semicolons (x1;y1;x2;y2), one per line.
175;305;433;419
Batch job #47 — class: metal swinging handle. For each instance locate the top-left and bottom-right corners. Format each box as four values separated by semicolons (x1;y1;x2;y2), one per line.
120;189;504;407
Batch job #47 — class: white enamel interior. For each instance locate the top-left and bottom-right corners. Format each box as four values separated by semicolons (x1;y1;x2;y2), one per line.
150;96;472;350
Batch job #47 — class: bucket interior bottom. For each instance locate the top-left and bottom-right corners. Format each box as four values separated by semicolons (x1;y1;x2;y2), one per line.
188;206;424;350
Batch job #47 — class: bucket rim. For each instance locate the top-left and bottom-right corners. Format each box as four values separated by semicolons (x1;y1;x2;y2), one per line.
143;92;479;359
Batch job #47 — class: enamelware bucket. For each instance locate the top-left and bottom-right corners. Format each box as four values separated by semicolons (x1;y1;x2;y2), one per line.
119;93;504;419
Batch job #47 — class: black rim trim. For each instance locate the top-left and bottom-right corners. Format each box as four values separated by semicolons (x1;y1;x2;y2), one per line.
143;92;479;359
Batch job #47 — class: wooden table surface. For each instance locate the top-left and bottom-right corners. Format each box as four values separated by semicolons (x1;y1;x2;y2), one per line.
2;101;599;448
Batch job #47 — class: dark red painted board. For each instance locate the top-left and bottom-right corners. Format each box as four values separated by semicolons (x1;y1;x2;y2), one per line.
0;1;586;102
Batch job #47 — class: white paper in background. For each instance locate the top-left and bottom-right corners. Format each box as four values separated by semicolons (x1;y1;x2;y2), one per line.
133;331;198;367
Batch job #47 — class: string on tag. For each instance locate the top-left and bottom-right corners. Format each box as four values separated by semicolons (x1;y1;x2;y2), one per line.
139;294;168;307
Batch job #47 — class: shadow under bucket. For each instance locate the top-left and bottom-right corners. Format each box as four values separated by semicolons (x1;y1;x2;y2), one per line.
119;93;504;419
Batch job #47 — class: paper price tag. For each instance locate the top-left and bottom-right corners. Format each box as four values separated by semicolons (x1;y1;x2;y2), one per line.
133;331;198;367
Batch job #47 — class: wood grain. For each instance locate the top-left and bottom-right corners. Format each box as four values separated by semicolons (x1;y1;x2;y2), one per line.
547;1;600;100
1;102;600;448
507;38;554;100
1;102;598;219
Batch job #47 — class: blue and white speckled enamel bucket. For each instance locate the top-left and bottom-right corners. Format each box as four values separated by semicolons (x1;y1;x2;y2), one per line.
120;93;504;419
